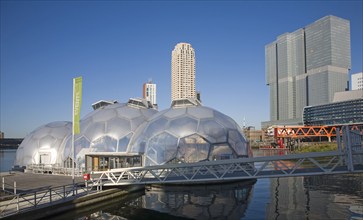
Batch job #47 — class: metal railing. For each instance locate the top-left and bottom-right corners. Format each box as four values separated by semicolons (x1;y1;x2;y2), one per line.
0;181;100;218
91;126;363;186
26;164;85;176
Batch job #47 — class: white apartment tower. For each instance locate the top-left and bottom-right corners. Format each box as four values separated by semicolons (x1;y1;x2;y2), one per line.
143;80;157;105
351;72;363;90
171;43;196;102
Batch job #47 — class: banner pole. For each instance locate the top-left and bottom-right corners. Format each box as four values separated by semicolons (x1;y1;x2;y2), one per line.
72;78;75;189
72;76;82;191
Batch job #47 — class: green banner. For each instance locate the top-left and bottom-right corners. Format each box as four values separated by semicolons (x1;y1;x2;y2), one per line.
73;76;82;134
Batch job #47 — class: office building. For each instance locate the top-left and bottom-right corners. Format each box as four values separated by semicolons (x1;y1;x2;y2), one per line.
143;80;157;106
265;15;351;127
171;43;196;102
303;90;363;126
352;72;363;90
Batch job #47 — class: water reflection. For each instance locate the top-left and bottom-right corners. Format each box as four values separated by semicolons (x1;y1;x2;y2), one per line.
141;180;256;219
80;180;256;220
267;174;363;219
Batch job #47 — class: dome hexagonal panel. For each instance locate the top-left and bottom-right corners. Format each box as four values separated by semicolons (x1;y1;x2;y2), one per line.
145;132;178;166
143;117;169;138
130;116;147;131
105;117;131;139
163;108;186;118
198;119;227;143
92;108;117;122
234;142;248;156
38;135;57;150
168;116;198;137
91;135;117;152
227;130;248;156
116;105;141;119
214;111;238;130
209;144;237;161
177;134;210;163
82;122;105;141
118;133;133;152
187;107;214;119
73;136;91;158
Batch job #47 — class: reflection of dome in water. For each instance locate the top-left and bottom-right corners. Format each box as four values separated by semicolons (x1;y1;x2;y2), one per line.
15;121;72;167
130;101;249;166
141;180;256;220
64;101;158;167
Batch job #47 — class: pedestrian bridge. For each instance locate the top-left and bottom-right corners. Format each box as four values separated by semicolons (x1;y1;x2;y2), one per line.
91;126;363;186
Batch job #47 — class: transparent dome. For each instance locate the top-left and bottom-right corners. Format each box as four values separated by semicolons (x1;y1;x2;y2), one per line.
15;121;72;167
63;102;158;167
130;105;249;166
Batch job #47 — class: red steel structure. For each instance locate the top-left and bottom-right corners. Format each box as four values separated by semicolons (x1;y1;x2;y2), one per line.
274;124;363;141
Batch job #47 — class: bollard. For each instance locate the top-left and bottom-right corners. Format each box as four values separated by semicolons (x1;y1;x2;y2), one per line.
34;192;37;207
2;177;4;191
49;189;52;203
14;181;16;194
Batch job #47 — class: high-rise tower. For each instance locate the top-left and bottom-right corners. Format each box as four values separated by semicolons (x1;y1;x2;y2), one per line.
352;72;363;90
171;43;196;102
265;15;351;125
143;80;157;106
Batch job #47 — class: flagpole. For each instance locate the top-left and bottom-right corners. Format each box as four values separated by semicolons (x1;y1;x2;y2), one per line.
72;78;75;188
72;76;82;191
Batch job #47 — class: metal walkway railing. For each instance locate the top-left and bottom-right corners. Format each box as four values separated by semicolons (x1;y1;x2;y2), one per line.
91;126;363;186
0;181;101;218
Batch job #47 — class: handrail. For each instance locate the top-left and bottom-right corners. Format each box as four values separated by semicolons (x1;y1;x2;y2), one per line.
0;181;101;218
26;164;85;176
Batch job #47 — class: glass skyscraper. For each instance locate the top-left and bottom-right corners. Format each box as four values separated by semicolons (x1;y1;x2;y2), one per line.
265;15;351;125
171;43;196;102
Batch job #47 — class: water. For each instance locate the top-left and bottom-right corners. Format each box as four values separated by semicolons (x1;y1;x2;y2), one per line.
55;174;362;220
2;149;363;219
0;149;16;172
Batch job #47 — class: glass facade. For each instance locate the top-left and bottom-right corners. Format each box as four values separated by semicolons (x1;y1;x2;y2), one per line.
303;99;363;126
266;15;351;124
15;121;72;167
129;105;249;166
67;102;157;167
15;101;250;170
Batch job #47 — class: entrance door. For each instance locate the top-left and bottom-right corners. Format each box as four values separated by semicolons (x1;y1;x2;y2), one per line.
93;157;99;171
40;153;51;164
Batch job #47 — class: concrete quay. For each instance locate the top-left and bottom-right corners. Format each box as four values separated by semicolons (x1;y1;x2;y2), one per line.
0;172;144;219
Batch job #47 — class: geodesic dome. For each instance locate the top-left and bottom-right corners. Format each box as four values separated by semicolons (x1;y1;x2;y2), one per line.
63;102;158;167
15;121;72;167
130;105;249;166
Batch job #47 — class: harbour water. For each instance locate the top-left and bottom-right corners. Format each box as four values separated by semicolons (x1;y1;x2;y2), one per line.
1;149;363;219
0;149;16;172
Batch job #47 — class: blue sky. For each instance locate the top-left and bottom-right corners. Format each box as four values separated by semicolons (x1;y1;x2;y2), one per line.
1;1;362;138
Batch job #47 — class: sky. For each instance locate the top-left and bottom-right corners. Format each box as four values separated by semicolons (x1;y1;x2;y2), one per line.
1;0;362;138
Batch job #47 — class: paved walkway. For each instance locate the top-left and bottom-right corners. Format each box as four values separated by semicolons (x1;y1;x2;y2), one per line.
0;172;95;218
1;172;84;193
